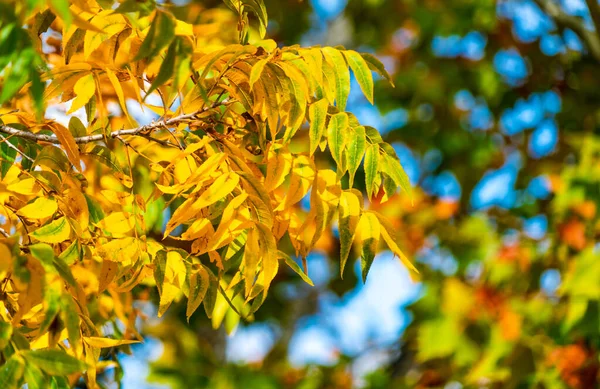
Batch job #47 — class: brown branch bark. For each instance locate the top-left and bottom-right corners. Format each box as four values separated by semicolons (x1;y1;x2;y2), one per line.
534;0;600;62
0;111;202;146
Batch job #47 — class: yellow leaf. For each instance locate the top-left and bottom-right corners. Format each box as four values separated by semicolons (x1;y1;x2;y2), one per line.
205;193;253;253
7;178;41;196
181;218;214;241
371;211;418;274
304;48;324;86
174;156;198;184
98;237;140;264
68;73;96;114
281;155;315;209
186;266;210;321
97;212;135;235
243;228;260;297
356;212;380;282
250;58;269;90
98;259;118;293
50;122;81;170
84;11;127;59
322;47;350;111
309;98;329;156
343;50;374;104
30;328;68;349
0;243;11;278
60;185;90;231
175;19;194;36
105;69;132;125
255;223;278;293
101;190;133;206
165;172;240;236
83;337;140;348
157;251;187;317
265;144;293;191
17;197;58;219
31;217;71;243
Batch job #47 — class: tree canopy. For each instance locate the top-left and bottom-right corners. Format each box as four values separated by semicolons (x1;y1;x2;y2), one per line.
4;0;600;388
0;0;418;387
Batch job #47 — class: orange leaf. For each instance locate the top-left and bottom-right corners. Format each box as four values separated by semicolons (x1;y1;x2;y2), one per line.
50;123;81;170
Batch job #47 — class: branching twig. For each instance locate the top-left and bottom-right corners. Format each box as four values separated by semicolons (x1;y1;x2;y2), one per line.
0;109;213;147
534;0;600;61
0;135;35;163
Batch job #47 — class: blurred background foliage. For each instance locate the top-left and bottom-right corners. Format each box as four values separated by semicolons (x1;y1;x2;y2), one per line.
106;0;600;388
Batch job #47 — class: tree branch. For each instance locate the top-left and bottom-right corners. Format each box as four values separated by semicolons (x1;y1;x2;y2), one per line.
585;0;600;40
534;0;600;62
0;111;204;146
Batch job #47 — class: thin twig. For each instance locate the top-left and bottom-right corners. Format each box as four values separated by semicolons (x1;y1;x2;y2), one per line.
0;135;35;163
0;108;217;146
534;0;600;61
0;227;9;238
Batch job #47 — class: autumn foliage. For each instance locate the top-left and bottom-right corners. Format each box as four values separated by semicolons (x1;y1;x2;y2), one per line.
0;0;416;387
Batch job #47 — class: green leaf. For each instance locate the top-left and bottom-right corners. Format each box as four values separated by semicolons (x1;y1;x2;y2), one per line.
360;52;395;87
50;376;70;389
364;125;383;144
364;144;379;199
322;47;350;111
23;363;48;389
309;98;328;156
338;191;362;276
135;10;175;61
344;50;374;104
249;58;268;90
30;68;45;119
84;193;105;224
22;349;86;376
29;243;55;265
153;250;167;298
32;8;56;36
186;266;210;322
326;112;348;169
68;117;86;138
345;125;366;188
357;212;380;282
34;145;71;172
0;135;17;179
83;145;123;174
0;354;25;389
242;0;268;38
0;321;12;350
30;217;71;243
64;28;85;64
0;48;36;104
60;293;82;356
278;251;313;286
53;256;78;287
38;287;61;335
380;153;412;198
146;39;178;98
48;0;72;26
84;95;96;123
114;0;156;15
58;240;80;265
203;274;218;319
